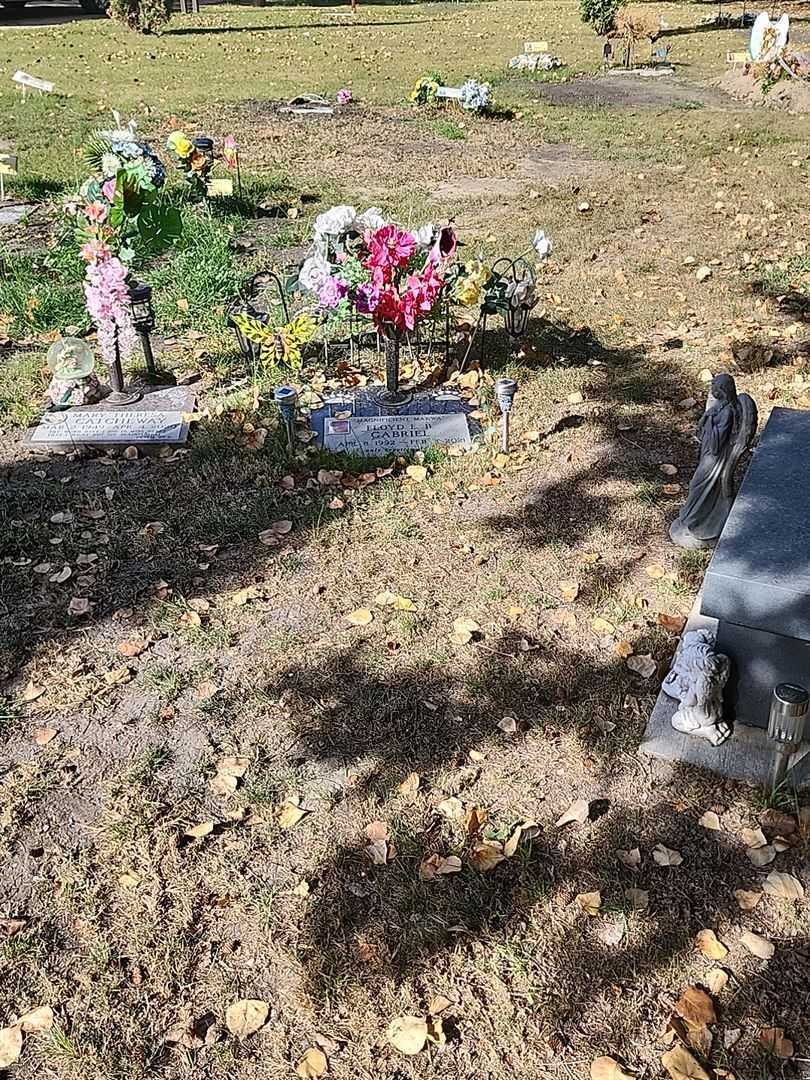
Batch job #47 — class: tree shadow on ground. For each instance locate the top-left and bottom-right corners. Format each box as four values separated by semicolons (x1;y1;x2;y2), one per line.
165;16;440;34
252;637;808;1078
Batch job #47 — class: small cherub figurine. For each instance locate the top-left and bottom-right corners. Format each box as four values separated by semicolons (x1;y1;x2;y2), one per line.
662;628;731;746
45;337;102;410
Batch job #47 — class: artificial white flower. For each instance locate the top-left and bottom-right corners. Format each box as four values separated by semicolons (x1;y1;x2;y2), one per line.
532;229;553;261
297;252;332;294
412;223;436;248
356;206;387;232
506;277;537;308
101;152;122;178
313;204;358;239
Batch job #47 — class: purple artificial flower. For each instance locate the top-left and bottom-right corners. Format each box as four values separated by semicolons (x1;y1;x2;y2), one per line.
319;276;349;310
336;87;353;105
355;282;381;314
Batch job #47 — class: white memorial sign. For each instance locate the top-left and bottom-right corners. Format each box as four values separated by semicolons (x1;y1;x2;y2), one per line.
29;408;187;446
323;412;471;456
12;71;55;98
436;86;464;100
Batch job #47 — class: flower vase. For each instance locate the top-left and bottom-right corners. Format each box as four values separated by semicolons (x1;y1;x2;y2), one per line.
374;333;412;408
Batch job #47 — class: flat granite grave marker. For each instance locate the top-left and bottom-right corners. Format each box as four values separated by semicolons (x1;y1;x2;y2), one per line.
26;385;196;450
310;388;477;457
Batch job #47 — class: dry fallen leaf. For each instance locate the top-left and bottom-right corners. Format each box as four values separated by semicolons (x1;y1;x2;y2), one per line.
388;1015;428;1055
556;799;590;827
734;888;762;911
118;638;151;658
576;890;602;916
652;844;683;867
617;847;642;868
626;654;657;679
675;986;716;1028
420;853;463;880
763;870;804;901
184;820;215;840
695;929;728;960
21;681;46;703
661;1043;711;1080
209;755;249;798
405;465;428;482
503;819;536;858
741;826;767;849
398;772;420;798
346;607;374;627
705;968;729;994
614;640;634;659
450;616;480;645
760;1027;794;1058
296;1046;328;1078
591;617;616;636
470;840;505;872
393;594;417;612
560;580;579;602
591;1057;636;1080
624;888;649;911
657;612;687;634
0;1026;22;1069
18;1005;54;1033
497;715;518;734
224;999;269;1039
740;930;775;959
437;796;464;821
277;796;307;829
33;726;58;747
698;811;721;831
746;845;776;867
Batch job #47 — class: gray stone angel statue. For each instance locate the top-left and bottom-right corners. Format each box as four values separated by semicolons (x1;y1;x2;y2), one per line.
669;374;757;549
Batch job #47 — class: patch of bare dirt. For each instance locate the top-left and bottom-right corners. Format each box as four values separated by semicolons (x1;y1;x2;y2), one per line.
432;143;610;199
717;69;810;112
536;72;737;110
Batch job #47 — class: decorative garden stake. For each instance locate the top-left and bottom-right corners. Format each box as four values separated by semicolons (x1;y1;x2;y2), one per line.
494;377;518;453
127;280;171;383
480;256;538;365
228;271;290;367
193;136;215;173
767;683;808;794
106;333;142;406
274;385;298;448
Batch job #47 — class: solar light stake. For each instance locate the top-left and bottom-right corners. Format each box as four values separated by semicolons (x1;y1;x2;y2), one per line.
494;377;518;453
106;331;141;406
274;385;298;448
128;280;172;384
767;682;808;795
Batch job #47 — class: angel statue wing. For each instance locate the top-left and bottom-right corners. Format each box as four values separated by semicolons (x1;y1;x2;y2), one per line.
721;392;758;497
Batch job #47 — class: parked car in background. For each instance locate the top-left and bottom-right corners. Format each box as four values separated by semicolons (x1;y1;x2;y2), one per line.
1;0;108;14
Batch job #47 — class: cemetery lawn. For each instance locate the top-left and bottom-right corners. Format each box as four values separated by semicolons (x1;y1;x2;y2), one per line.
2;2;810;1078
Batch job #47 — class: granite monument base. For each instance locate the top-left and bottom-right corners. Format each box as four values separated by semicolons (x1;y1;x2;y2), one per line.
640;604;810;787
309;387;478;457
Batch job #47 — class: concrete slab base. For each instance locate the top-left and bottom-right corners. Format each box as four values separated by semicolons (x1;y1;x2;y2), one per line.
639;602;810;788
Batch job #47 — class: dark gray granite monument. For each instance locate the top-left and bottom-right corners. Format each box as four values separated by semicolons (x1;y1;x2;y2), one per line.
642;406;810;786
703;406;810;729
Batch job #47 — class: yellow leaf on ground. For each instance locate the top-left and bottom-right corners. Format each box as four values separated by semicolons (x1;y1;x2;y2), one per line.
591;1056;636;1080
661;1043;711;1080
734;888;762;911
740;931;775;959
437;796;464;820
346;607;374;626
405;465;428;482
225;999;269;1039
556;799;590;827
374;590;397;606
645;564;666;579
470;840;505;872
614;640;634;658
296;1047;328;1077
398;772;420;798
591;617;616;635
763;870;804;901
18;1005;54;1033
450;615;480;645
576;890;602;916
277;796;307;829
393;595;417;611
705;968;729;994
698;811;722;831
184;821;215;840
695;929;727;960
388;1015;428;1055
760;1027;794;1058
21;681;46;703
0;1026;22;1068
560;580;580;602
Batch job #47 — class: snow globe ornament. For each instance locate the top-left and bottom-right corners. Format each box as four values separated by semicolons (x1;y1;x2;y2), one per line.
46;337;102;410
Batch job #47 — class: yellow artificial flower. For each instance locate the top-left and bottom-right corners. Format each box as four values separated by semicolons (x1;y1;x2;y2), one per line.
167;131;193;159
454;259;492;307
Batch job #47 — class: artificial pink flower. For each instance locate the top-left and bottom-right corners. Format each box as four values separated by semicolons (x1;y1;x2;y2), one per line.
355;282;381;314
319;275;348;309
365;224;416;272
428;225;457;265
85;201;109;224
80;239;112;263
102;178;117;203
